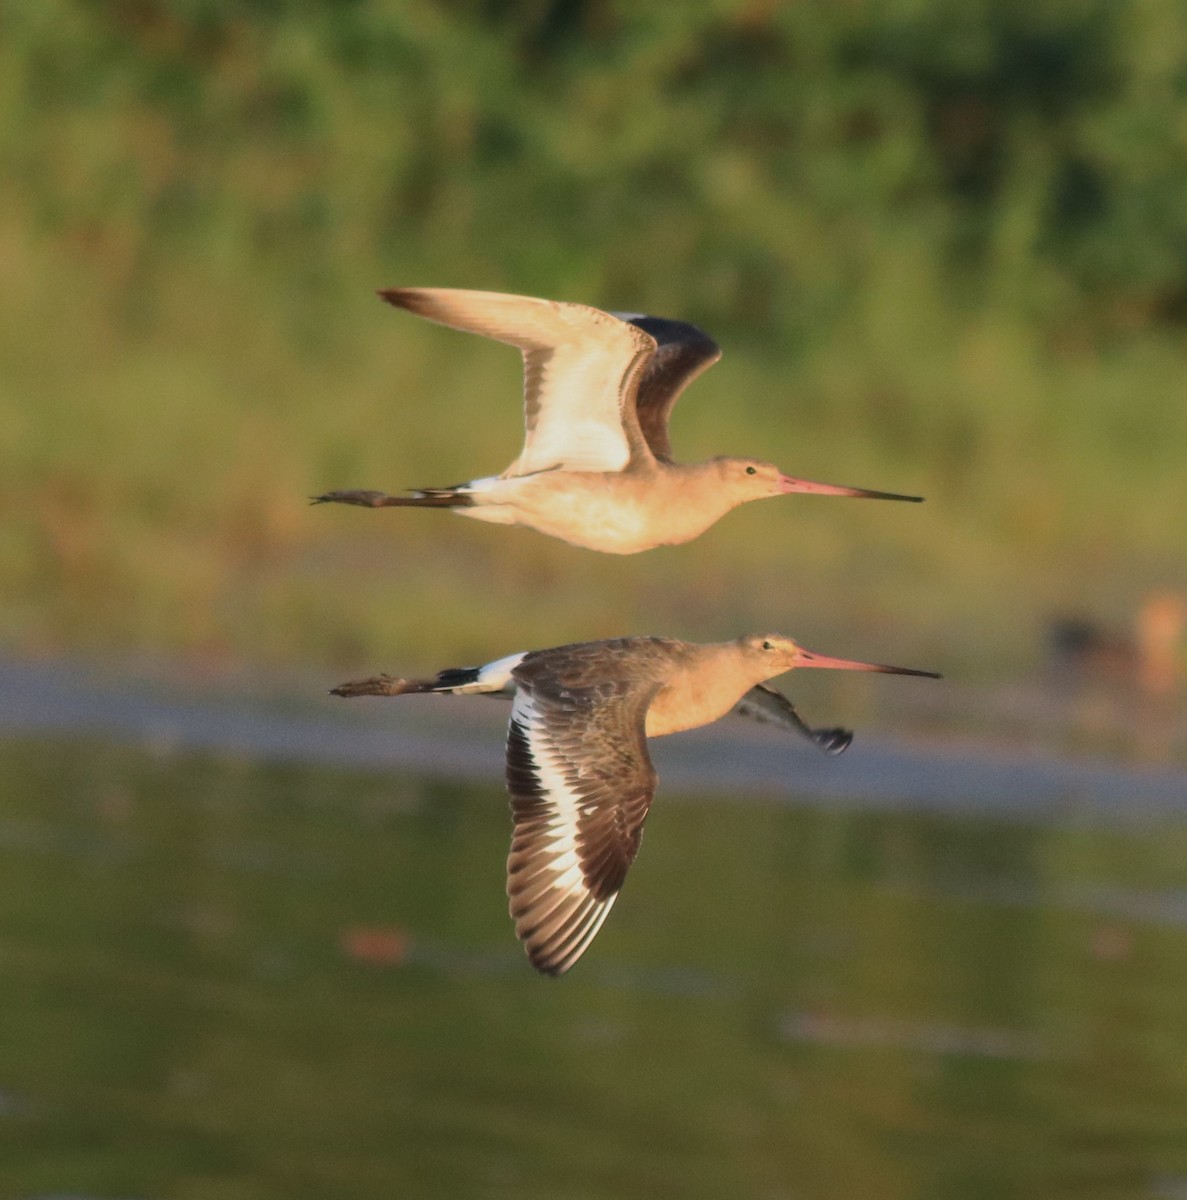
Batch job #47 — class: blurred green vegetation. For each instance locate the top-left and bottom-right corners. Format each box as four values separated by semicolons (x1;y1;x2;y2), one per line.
2;0;1186;676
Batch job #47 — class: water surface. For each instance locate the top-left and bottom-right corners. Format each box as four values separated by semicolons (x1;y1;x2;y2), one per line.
3;732;1187;1199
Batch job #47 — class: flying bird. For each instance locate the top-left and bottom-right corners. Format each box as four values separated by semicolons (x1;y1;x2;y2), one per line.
313;288;923;554
332;633;940;975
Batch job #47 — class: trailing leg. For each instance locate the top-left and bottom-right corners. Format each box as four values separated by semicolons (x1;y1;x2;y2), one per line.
311;488;473;509
331;651;526;700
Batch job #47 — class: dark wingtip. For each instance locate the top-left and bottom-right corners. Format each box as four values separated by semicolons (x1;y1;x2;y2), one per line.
812;727;854;755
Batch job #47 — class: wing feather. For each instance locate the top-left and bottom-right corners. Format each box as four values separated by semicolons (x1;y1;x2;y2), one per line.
614;314;721;462
732;682;854;756
503;651;659;975
381;288;658;474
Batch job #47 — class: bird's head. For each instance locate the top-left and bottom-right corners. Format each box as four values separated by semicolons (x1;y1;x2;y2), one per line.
738;634;941;683
710;456;924;505
711;457;793;502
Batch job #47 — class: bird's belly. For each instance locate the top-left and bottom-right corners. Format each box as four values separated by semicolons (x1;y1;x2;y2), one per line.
498;476;707;554
534;497;654;554
645;680;745;738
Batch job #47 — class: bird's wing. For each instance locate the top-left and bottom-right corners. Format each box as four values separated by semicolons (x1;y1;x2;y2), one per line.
731;682;853;756
504;650;660;975
380;288;658;475
612;314;722;462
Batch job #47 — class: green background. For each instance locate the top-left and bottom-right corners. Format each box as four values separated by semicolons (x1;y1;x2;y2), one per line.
3;0;1185;677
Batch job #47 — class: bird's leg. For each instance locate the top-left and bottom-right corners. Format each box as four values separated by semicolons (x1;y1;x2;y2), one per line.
311;490;401;508
311;489;471;509
332;658;518;700
331;674;426;697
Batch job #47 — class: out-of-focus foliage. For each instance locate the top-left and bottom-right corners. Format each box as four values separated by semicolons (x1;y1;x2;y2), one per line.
2;0;1185;672
12;0;1187;326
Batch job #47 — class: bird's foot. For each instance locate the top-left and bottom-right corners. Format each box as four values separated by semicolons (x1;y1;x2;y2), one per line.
310;489;396;508
331;674;408;698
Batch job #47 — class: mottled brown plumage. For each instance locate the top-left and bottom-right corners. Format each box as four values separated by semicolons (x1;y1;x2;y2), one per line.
333;633;939;975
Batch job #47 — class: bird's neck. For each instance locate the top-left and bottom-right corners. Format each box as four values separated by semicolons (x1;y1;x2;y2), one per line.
644;643;765;738
646;461;746;524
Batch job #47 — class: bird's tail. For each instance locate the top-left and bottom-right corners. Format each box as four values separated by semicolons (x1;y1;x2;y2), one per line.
432;666;484;689
403;487;475;507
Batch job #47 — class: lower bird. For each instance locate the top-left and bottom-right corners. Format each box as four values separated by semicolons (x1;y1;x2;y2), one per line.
313;288;923;553
332;633;940;975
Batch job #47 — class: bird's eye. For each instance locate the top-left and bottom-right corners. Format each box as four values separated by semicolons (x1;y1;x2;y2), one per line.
762;640;773;650
745;466;757;475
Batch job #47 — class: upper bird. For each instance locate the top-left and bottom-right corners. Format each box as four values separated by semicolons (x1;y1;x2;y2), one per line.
332;633;940;975
313;288;923;554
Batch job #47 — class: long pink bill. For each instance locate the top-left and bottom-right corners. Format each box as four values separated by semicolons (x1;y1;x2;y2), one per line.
779;475;922;503
792;648;941;679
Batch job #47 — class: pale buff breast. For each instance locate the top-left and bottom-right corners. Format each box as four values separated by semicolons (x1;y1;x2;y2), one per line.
463;468;737;555
644;645;763;737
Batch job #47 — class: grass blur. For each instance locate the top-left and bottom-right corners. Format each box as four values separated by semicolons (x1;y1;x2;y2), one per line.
3;0;1186;678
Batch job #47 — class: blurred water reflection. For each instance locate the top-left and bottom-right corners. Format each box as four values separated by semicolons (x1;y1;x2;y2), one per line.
3;735;1187;1199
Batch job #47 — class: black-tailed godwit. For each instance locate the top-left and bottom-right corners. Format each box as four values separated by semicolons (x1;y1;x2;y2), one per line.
333;633;940;974
313;288;923;554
